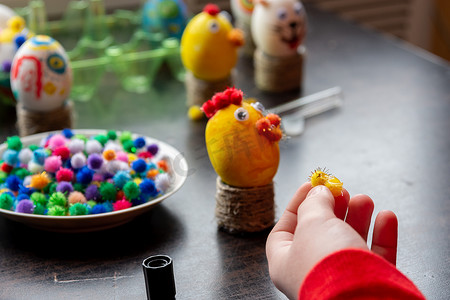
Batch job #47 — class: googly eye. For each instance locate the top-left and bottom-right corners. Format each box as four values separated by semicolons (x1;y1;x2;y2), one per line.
209;20;220;33
234;107;249;121
294;2;303;15
277;8;287;20
251;102;265;113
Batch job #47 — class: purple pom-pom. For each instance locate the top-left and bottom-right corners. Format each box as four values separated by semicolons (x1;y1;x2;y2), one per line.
2;61;11;72
56;181;74;194
85;184;100;201
15;199;34;214
147;144;159;155
87;153;103;170
132;159;147;173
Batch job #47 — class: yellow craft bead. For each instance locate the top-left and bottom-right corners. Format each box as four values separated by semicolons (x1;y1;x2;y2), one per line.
188;105;204;121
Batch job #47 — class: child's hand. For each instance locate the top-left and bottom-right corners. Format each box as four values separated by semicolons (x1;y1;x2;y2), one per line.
266;183;398;300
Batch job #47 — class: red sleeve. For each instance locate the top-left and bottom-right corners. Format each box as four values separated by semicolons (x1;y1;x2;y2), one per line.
299;248;426;300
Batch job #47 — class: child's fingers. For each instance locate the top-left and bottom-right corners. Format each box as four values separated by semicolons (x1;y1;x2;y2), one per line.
371;210;398;265
345;194;374;241
334;189;350;220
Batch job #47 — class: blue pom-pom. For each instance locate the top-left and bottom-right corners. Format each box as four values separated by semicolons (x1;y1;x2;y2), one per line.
131;195;146;206
113;171;131;189
140;178;158;196
3;149;19;166
6;175;21;192
14;35;26;49
132;159;147;173
19;185;35;195
62;128;74;139
17;194;29;201
90;204;107;214
133;137;146;149
32;149;47;165
147;144;159;155
76;166;94;184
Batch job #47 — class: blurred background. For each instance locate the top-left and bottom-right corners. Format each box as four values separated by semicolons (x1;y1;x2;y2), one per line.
3;0;449;62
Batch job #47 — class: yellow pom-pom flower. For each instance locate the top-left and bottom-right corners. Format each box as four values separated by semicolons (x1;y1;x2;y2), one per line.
309;168;343;197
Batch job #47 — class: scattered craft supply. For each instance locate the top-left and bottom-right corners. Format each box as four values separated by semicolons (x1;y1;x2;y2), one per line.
309;167;343;197
0;129;172;216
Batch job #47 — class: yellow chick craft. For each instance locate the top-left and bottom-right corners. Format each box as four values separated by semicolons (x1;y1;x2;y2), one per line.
180;4;244;81
203;87;282;187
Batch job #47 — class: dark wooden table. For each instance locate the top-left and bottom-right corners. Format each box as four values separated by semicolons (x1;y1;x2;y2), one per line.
1;5;449;300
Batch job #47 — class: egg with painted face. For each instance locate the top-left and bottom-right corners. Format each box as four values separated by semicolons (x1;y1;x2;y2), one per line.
10;35;72;112
251;0;306;57
230;0;254;23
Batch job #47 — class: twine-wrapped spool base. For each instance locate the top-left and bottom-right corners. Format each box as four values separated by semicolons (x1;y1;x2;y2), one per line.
16;100;74;137
254;47;305;93
185;71;232;107
215;177;275;234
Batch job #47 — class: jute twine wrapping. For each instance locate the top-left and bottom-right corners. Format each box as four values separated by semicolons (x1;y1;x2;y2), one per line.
254;47;304;93
185;71;232;107
215;177;275;234
16;100;74;137
235;18;255;57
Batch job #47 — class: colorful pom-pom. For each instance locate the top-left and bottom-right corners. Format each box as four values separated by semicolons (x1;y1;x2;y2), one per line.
99;182;117;201
44;156;62;173
122;140;135;153
68;191;87;205
68;138;85;154
30;172;51;190
157;160;169;172
103;149;116;161
70;152;86;169
0;193;14;210
123;181;140;200
69;202;89;215
7;136;22;151
47;205;66;216
33;203;46;215
53;146;71;160
15;199;34;214
56;181;74;194
3;149;19;166
116;151;129;163
113;199;132;211
119;131;132;144
62;128;74;139
47;134;67;150
86;139;102;154
30;192;47;206
113;171;131;189
140;179;158;196
94;135;108;146
188;105;205;121
75;167;93;184
18;148;33;164
6;174;21;191
85;184;101;201
28;160;45;173
32;149;47;165
107;130;117;140
134;137;146;149
1;162;13;173
155;173;171;192
132;159;147;173
48;192;67;207
87;153;103;170
91;203;107;214
14;168;30;180
147;144;159;156
56;168;74;182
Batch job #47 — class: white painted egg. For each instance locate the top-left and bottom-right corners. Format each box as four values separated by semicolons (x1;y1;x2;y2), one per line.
230;0;254;23
251;0;306;57
10;35;72;112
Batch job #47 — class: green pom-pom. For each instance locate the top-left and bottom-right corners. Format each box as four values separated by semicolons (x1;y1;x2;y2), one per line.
99;182;116;201
0;171;7;183
13;168;30;179
47;205;66;216
48;192;67;207
94;134;108;146
73;183;84;192
74;134;87;142
28;144;39;151
87;200;97;208
69;203;89;216
7;136;22;151
44;148;52;156
33;203;46;215
119;131;132;144
123;181;140;200
30;192;47;206
107;130;117;140
122;140;136;153
44;182;58;194
0;193;14;210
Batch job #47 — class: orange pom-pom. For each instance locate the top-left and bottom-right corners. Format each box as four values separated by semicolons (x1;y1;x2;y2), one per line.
30;172;51;190
147;169;159;179
103;149;116;161
157;160;169;172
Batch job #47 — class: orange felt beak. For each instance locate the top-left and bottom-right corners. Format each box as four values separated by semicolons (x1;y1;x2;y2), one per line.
256;113;282;142
228;28;245;47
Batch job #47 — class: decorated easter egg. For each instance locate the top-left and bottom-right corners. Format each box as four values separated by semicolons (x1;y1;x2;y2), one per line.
230;0;254;23
251;0;306;57
181;4;244;81
10;35;72;112
142;0;188;40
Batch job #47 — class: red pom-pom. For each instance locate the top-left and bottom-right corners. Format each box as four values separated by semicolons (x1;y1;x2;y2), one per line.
113;199;132;211
1;162;13;173
203;3;220;16
138;151;152;159
56;167;74;182
116;190;125;201
266;113;281;126
212;93;229;110
201;100;216;118
53;146;71;160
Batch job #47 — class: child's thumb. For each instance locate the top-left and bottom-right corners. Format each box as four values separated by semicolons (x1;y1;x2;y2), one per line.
300;185;336;217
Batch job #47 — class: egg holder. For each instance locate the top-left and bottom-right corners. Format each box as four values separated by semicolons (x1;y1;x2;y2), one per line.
0;0;185;106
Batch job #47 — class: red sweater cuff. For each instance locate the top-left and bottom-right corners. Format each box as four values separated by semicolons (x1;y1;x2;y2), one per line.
299;249;425;299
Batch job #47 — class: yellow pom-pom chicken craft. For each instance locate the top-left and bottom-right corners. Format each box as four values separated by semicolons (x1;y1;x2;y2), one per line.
203;87;282;187
181;4;244;81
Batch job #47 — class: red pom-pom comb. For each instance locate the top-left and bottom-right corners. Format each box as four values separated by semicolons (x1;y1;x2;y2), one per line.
203;3;220;16
201;87;244;118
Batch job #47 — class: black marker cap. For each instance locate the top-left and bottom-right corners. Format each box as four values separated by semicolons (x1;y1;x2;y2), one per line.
142;255;176;300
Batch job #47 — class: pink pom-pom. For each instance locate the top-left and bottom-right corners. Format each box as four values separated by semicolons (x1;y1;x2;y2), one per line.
53;146;71;160
116;151;129;163
56;167;74;182
113;199;132;211
68;191;87;205
44;156;62;173
47;134;67;150
92;173;104;182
